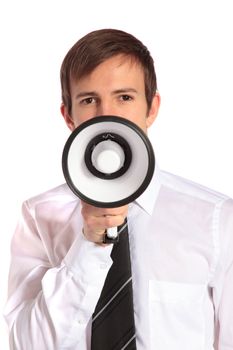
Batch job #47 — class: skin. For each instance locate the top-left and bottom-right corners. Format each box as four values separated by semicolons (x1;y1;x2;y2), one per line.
61;54;160;244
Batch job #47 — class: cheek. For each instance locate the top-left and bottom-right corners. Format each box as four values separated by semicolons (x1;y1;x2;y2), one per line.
70;108;83;127
71;113;97;128
127;116;147;133
72;104;97;125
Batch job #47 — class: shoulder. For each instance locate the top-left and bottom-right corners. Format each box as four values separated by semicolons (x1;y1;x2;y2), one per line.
159;170;231;205
23;183;79;214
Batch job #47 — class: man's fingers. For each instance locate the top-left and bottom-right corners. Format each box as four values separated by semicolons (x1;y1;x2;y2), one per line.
81;201;128;244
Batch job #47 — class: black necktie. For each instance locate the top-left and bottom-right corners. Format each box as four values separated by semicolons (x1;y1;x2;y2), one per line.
91;220;137;349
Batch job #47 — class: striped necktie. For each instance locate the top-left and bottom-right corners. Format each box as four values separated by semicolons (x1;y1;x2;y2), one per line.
91;220;137;349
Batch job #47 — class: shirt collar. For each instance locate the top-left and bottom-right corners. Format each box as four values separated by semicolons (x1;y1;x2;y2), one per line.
135;162;161;216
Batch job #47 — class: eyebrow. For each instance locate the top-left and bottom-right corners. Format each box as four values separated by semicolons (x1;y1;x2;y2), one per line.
75;91;97;99
112;88;138;94
75;88;138;100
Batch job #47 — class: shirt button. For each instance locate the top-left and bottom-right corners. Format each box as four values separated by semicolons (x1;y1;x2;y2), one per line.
100;262;108;269
77;318;84;325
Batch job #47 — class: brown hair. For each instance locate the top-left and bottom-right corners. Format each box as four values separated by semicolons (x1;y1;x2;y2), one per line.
60;29;158;115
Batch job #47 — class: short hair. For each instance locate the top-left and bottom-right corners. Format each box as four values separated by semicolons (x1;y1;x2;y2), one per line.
60;28;158;115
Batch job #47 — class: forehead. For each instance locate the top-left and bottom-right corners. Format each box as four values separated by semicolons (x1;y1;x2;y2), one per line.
72;54;145;86
71;54;144;82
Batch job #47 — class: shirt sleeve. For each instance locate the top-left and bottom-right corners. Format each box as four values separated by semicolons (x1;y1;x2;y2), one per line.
4;200;113;350
212;198;233;350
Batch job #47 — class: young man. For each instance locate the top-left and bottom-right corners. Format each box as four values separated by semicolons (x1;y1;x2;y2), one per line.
4;29;233;349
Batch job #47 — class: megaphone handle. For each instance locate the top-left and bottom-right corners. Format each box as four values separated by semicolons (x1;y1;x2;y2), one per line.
103;226;119;244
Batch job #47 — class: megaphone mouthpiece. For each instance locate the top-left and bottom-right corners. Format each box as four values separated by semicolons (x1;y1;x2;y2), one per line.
91;139;125;174
84;131;132;180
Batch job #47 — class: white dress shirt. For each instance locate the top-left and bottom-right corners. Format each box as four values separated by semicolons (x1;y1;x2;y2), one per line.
4;166;233;350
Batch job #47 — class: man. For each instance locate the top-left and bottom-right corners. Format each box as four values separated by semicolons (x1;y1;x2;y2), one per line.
4;29;233;349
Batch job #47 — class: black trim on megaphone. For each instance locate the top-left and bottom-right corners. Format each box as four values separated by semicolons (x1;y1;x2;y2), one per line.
84;132;132;180
62;115;155;208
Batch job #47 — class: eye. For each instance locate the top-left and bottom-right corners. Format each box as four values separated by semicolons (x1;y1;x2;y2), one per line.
80;97;96;105
120;95;133;102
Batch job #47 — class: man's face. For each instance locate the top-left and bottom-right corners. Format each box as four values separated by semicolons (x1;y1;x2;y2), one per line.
61;54;160;133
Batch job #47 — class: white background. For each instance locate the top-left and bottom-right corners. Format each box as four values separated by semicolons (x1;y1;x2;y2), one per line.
0;0;232;348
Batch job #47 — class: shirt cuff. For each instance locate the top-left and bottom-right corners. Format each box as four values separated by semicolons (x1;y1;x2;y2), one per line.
64;231;113;285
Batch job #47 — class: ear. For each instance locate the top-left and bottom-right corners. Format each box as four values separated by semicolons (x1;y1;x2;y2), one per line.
60;103;75;131
146;92;161;128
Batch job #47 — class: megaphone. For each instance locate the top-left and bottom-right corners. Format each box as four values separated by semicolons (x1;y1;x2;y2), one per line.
62;115;155;242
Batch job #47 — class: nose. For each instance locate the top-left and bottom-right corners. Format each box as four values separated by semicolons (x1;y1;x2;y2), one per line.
96;101;117;117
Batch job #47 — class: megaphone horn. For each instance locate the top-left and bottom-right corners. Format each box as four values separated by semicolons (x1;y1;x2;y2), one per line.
62;115;155;242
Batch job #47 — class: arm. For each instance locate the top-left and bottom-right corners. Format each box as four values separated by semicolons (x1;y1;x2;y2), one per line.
4;200;113;350
213;199;233;350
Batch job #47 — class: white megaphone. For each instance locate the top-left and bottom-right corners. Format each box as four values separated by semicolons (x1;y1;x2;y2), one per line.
62;115;155;243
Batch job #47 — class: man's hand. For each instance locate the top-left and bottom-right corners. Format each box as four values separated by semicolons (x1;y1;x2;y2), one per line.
81;201;128;244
